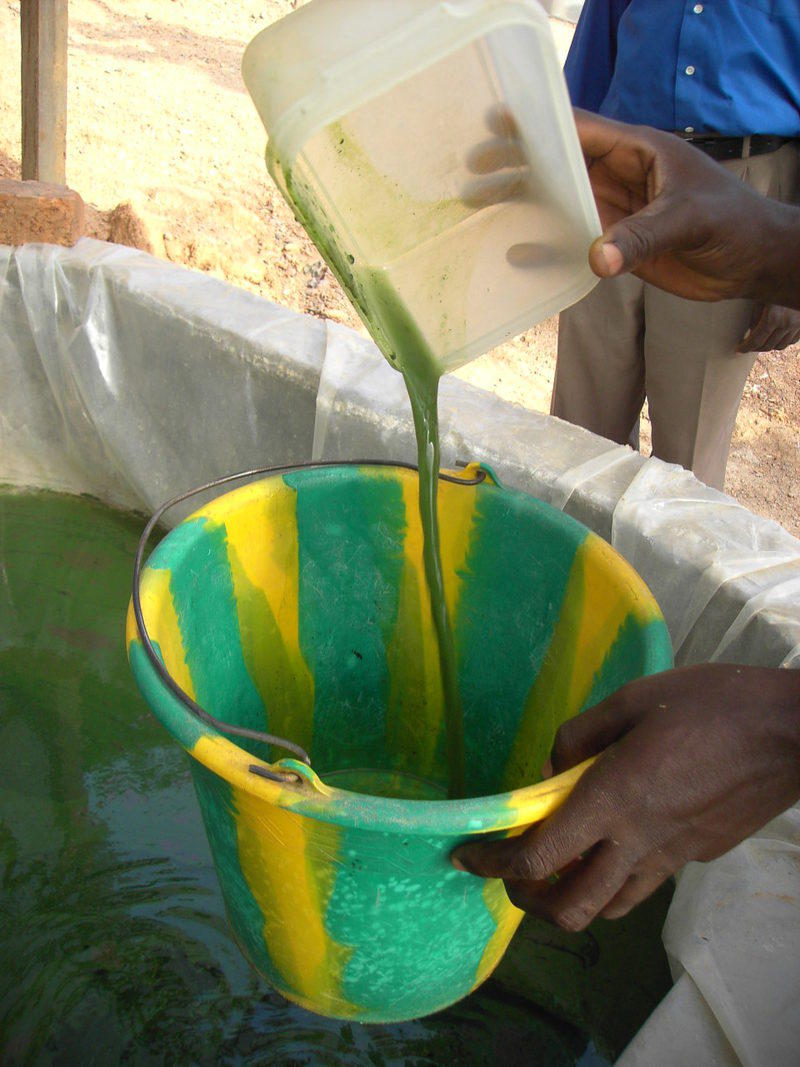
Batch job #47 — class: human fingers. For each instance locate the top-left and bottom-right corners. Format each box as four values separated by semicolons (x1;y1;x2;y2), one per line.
486;105;519;138
587;196;699;281
600;865;674;921
748;328;786;353
451;816;594;884
461;169;527;208
548;683;647;774
573;109;655;177
771;328;800;351
576;112;800;305
576;113;750;297
738;305;783;352
736;304;766;353
466;665;800;929
783;308;800;346
757;307;800;350
451;752;618;882
506;840;631;931
740;319;794;351
467;137;527;175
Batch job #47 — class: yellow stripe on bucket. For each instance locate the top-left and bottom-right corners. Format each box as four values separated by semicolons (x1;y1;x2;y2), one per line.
438;473;479;625
233;784;353;1013
126;568;196;700
384;471;477;781
503;534;653;790
220;485;315;754
473;878;522;989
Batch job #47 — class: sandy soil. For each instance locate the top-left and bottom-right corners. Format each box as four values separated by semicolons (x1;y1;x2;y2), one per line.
1;0;797;535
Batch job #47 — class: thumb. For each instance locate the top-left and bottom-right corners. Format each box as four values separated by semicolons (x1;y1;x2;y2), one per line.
452;766;607;881
736;303;766;353
589;198;693;278
550;690;642;774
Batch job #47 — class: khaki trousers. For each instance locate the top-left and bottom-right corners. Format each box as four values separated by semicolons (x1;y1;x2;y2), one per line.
553;143;800;490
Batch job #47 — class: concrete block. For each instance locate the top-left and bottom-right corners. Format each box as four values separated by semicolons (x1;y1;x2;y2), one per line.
0;178;84;246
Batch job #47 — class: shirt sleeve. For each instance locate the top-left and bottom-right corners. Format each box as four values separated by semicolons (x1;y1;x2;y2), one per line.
564;0;632;113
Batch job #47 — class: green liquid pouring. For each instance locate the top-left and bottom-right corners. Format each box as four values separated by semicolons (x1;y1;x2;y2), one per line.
282;169;466;796
358;269;466;799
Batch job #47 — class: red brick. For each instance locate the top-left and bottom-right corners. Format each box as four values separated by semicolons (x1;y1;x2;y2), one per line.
0;178;85;247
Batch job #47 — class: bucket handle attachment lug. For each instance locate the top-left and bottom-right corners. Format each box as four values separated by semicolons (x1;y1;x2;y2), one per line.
132;459;487;784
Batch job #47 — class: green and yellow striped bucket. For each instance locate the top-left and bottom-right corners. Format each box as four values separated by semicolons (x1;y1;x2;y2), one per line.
126;462;671;1022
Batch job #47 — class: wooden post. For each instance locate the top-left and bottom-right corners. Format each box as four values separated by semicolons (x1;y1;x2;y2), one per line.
21;0;69;184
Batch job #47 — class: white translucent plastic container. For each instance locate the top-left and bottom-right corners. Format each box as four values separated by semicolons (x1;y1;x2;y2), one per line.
243;0;600;374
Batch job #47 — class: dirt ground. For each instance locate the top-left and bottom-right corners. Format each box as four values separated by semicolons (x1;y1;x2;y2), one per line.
1;1;797;535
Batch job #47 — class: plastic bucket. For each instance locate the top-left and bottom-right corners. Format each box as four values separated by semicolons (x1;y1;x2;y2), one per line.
126;462;672;1022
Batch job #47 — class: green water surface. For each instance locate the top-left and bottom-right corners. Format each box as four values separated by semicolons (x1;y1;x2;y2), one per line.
0;488;673;1065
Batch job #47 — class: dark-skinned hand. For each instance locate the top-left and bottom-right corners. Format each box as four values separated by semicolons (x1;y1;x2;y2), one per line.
452;664;800;931
574;111;800;309
737;303;800;353
465;108;800;310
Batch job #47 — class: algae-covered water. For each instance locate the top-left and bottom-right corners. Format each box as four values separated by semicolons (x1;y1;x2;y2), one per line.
0;488;673;1064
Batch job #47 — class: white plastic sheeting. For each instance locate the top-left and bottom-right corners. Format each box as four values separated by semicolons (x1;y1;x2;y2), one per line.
2;239;798;1065
0;238;334;517
541;0;585;22
612;464;800;669
621;806;800;1067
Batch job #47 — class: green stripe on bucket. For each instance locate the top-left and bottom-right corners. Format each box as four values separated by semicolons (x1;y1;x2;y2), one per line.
189;760;285;987
163;518;268;746
580;616;672;713
455;489;582;797
325;827;498;1019
128;638;205;751
286;469;405;773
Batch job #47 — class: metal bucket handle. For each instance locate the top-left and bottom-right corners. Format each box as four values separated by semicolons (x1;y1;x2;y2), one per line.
132;459;486;785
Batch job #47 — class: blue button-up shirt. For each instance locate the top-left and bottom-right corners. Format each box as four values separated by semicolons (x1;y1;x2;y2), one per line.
565;1;800;137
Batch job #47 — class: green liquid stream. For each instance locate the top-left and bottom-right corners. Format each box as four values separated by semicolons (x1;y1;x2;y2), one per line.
358;269;466;798
283;166;466;797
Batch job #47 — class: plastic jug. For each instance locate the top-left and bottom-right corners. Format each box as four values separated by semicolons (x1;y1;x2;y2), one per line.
243;0;601;375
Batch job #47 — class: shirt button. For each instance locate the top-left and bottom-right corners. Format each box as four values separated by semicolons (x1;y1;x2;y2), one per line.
685;65;696;76
685;126;695;133
693;3;704;13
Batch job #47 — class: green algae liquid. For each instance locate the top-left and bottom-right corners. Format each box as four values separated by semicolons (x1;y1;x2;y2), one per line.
282;165;467;798
356;268;466;798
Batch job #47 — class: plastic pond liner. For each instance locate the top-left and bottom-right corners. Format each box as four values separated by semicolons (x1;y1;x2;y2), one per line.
0;482;674;1062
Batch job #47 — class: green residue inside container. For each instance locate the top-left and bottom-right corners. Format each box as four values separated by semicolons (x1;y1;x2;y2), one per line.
321;120;471;260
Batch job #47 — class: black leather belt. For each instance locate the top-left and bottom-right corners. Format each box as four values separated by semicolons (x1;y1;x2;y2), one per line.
678;134;794;161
